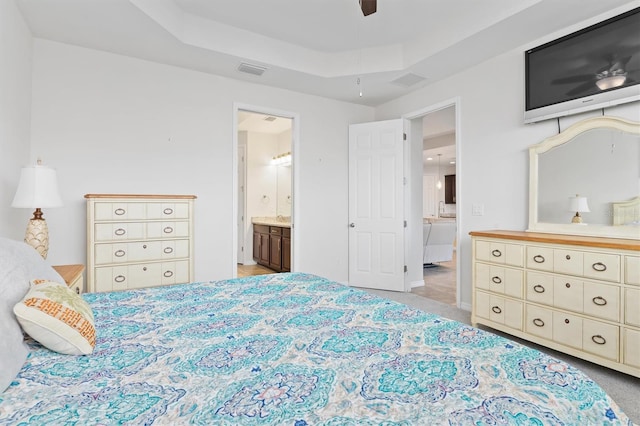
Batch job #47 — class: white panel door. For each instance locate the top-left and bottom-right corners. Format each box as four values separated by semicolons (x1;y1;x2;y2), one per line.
348;119;405;291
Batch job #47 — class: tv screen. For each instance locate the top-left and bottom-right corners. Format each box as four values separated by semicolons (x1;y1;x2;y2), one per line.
525;7;640;123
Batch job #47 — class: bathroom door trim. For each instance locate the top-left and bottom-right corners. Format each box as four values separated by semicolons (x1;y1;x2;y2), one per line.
232;102;300;277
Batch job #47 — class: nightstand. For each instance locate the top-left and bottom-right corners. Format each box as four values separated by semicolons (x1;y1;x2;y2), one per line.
53;264;85;295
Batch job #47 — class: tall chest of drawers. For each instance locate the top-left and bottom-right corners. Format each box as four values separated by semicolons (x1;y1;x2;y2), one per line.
470;230;640;377
85;194;196;293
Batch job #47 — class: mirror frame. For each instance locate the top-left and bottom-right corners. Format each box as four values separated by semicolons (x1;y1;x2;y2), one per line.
528;116;640;240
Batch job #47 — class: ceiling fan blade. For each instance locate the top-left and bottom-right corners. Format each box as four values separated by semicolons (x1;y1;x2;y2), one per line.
565;80;596;96
551;74;594;84
360;0;377;16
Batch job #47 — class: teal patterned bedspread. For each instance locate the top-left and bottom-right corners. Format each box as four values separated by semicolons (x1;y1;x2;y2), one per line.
0;273;631;425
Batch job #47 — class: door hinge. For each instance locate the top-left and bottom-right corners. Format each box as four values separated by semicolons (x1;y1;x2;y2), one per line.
403;133;407;140
404;220;407;228
404;265;408;273
403;177;407;185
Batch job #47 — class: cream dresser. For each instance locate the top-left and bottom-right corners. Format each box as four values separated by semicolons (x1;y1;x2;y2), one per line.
471;230;640;377
85;194;196;293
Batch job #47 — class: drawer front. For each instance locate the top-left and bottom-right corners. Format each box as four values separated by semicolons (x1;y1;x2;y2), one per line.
625;288;640;327
283;227;291;237
483;295;522;330
95;223;145;241
95;241;161;264
527;246;554;272
160;260;190;285
475;241;523;267
552;311;583;350
623;328;640;368
552;277;583;313
94;202;146;220
254;224;269;234
583;252;620;283
146;203;190;220
95;266;129;292
476;264;522;295
475;291;491;321
147;221;189;239
126;263;163;289
625;256;640;285
583;281;619;322
526;272;554;306
160;240;190;259
526;304;553;340
582;319;619;361
269;226;283;236
553;249;583;276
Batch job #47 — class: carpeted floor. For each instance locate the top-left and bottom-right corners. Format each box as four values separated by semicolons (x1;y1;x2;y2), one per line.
366;288;640;424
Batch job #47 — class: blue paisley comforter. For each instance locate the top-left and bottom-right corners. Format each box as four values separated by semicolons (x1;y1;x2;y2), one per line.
0;273;631;425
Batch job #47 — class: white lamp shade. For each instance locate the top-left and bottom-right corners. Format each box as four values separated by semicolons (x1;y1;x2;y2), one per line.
568;195;590;213
11;165;63;208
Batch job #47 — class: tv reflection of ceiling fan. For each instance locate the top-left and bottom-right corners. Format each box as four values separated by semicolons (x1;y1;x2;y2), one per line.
552;53;637;96
360;0;377;16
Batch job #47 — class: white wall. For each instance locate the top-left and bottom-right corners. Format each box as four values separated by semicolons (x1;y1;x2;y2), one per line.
375;9;640;309
0;1;33;239
29;39;374;283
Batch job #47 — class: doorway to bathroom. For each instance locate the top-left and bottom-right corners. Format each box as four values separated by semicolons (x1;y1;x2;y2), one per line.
234;105;297;278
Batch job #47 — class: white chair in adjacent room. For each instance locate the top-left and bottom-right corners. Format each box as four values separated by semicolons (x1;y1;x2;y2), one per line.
423;221;456;266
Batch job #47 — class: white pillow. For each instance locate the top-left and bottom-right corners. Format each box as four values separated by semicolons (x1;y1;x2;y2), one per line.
0;237;65;392
14;279;96;355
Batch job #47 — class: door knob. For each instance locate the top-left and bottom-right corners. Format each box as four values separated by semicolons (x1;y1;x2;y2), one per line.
349;223;355;228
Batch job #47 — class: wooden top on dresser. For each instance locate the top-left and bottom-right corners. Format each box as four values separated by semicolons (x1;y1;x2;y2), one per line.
84;194;197;199
469;230;640;251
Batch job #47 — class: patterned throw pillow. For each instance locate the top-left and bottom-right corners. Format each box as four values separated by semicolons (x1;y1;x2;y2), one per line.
13;279;96;355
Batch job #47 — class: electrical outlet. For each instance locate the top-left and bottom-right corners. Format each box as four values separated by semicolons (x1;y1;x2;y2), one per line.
472;203;484;216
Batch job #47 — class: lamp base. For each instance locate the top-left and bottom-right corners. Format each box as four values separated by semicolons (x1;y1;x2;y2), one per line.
571;212;583;224
25;217;49;259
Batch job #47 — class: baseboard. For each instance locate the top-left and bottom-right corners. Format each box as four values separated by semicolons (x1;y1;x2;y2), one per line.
460;301;472;312
410;280;424;288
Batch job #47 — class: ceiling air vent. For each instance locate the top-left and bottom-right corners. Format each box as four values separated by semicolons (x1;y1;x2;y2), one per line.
264;116;277;122
238;62;267;76
391;73;427;87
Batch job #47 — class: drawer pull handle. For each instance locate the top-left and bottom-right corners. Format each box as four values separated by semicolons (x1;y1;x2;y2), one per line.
565;254;571;260
533;284;545;293
491;306;502;314
533;255;545;263
143;267;147;271
114;208;125;216
491;249;502;258
592;296;607;306
75;287;80;295
114;275;126;283
592;262;607;272
565;283;571;288
591;335;606;345
143;244;147;249
163;208;174;215
164;270;174;278
164;226;174;234
164;247;174;254
491;276;502;284
114;250;125;257
533;318;545;327
564;318;570;324
115;228;126;236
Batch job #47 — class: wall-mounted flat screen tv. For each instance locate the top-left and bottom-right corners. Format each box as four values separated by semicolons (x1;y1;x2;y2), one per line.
525;7;639;124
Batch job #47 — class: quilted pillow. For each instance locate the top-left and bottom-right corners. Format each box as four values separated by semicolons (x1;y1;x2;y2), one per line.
14;279;96;355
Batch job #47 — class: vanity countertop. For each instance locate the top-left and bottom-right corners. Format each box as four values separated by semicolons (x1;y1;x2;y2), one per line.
252;216;291;228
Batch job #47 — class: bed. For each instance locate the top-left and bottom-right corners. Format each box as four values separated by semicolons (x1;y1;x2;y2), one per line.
0;241;632;424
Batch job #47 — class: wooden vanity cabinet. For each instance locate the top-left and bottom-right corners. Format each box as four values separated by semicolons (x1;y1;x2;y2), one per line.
253;224;290;272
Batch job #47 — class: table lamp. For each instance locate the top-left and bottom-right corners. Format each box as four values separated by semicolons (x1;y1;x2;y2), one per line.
569;194;589;224
11;160;63;258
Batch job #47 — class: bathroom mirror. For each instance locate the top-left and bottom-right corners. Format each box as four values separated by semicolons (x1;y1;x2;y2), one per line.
276;164;292;217
528;116;640;239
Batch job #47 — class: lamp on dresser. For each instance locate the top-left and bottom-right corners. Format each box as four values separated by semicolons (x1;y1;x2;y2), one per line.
11;160;63;259
569;194;590;224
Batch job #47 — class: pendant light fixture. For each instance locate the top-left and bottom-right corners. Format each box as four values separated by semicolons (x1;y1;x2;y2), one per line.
436;154;442;190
